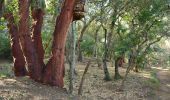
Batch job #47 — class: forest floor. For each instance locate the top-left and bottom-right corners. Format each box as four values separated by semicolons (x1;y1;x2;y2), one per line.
152;66;170;100
0;59;170;100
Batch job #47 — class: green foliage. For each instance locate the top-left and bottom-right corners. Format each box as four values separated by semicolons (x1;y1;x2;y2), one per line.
0;18;11;59
81;35;95;56
4;0;19;24
31;0;46;10
42;30;52;56
0;64;13;78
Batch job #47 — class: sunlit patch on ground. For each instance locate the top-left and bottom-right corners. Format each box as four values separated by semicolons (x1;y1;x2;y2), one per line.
151;66;170;71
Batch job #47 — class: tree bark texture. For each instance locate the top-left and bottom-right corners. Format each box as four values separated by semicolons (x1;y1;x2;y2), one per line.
4;13;27;76
43;0;76;88
67;22;76;94
102;28;111;81
31;8;45;68
114;57;122;80
18;0;42;81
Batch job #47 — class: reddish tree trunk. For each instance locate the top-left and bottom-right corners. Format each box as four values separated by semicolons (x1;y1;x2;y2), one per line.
43;0;76;87
31;8;45;68
18;0;42;81
4;13;27;76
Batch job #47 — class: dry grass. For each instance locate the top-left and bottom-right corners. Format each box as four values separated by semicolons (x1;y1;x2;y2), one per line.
0;60;157;100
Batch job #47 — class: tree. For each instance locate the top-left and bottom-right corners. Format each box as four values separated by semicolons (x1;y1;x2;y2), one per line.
42;0;80;87
2;0;85;88
31;0;46;69
67;22;76;94
4;13;27;76
18;0;42;81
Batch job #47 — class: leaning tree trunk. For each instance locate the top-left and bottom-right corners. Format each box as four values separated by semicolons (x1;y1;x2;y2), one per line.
31;8;45;68
18;0;42;81
43;0;76;88
4;13;27;76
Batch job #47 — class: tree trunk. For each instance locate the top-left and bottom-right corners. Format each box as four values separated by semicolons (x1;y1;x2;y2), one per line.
43;0;76;88
120;50;135;90
102;27;111;81
93;25;101;57
31;8;45;68
67;22;76;94
4;13;27;76
114;58;122;80
78;61;91;95
134;64;139;72
18;0;42;81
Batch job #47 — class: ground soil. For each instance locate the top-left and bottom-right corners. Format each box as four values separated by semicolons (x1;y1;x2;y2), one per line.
0;60;170;100
154;67;170;100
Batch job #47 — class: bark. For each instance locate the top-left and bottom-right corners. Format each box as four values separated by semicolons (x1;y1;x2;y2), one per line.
134;65;139;72
114;57;122;80
107;30;114;60
102;27;111;81
120;50;136;90
18;0;42;81
68;22;76;94
31;8;45;68
4;13;27;76
43;0;76;88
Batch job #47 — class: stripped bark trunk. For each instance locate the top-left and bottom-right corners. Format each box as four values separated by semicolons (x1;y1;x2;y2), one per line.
4;13;27;76
31;8;45;69
43;0;76;87
18;0;42;81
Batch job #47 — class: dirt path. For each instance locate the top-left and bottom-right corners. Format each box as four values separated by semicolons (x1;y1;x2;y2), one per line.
155;68;170;100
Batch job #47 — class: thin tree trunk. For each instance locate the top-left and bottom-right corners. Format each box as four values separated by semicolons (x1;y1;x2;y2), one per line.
93;25;101;57
4;13;27;76
68;22;76;94
102;27;111;81
31;8;45;68
18;0;42;81
78;61;91;95
43;0;76;88
120;50;135;90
